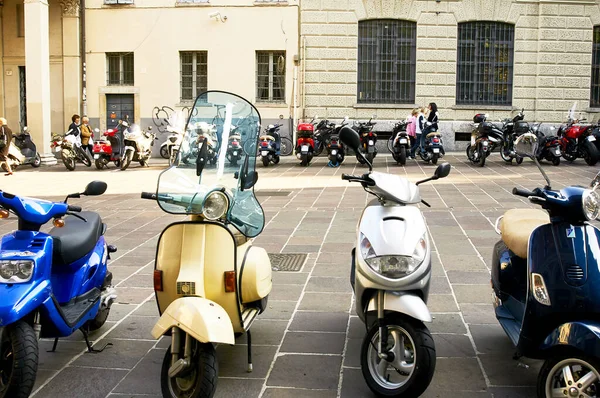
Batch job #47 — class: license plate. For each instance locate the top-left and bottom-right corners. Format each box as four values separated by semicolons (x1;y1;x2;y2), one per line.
301;145;309;152
233;151;238;156
94;154;100;159
331;150;337;155
433;148;440;153
368;140;374;146
261;151;268;156
588;135;597;142
399;139;408;144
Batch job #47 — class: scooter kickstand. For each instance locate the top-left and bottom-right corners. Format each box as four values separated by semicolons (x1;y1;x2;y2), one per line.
47;338;59;353
80;329;112;354
246;330;253;373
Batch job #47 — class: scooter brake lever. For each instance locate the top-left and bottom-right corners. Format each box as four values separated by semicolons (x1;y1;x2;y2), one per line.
421;199;431;208
66;212;88;222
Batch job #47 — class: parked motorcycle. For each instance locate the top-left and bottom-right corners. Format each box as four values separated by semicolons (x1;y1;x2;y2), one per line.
259;123;282;167
313;118;335;156
0;181;117;398
338;126;449;397
354;117;377;165
492;132;600;398
93;123;128;169
179;122;218;166
467;113;504;167
389;121;411;166
296;120;315;167
532;124;561;166
121;126;156;170
499;109;527;164
557;104;599;165
420;131;445;165
57;132;92;171
141;91;271;398
13;127;41;167
227;130;243;167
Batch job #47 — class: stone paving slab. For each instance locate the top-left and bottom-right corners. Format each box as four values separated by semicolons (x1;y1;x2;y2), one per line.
0;153;597;397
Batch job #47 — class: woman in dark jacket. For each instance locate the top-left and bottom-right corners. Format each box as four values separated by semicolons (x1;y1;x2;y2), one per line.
0;118;13;175
420;103;440;150
68;114;81;137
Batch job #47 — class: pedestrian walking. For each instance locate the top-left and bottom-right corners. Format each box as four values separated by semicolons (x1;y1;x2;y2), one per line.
80;116;94;155
0;118;14;175
412;107;426;158
407;108;419;159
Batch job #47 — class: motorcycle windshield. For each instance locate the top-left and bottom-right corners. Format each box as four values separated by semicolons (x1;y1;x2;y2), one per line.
155;91;264;237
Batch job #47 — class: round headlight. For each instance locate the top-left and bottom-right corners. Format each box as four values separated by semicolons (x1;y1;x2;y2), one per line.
202;191;229;221
583;188;600;221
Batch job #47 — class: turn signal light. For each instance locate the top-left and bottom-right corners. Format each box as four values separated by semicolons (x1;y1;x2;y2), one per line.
0;209;9;219
53;218;65;228
224;271;236;293
153;270;163;292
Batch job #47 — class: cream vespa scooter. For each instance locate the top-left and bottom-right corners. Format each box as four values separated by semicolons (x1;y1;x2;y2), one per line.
141;91;272;398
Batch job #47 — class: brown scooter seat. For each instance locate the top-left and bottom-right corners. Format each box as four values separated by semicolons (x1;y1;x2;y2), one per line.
500;209;549;259
426;132;440;139
259;135;275;141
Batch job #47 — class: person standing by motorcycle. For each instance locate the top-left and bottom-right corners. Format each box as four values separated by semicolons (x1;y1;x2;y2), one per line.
406;108;417;157
411;107;426;159
0;118;13;175
67;114;81;138
421;103;440;150
80;116;94;156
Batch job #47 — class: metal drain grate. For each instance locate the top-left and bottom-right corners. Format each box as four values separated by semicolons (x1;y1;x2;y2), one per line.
256;190;292;197
269;253;307;272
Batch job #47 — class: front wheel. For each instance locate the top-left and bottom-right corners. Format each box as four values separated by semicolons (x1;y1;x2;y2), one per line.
0;322;38;398
31;153;41;168
516;156;524;165
160;145;169;159
479;149;487;167
61;150;75;171
537;353;600;398
361;315;436;398
365;152;374;165
169;149;178;167
552;156;561;166
120;151;133;170
582;141;600;166
161;342;218;398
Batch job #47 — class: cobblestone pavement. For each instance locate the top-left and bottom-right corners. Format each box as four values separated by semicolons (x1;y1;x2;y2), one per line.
1;154;599;398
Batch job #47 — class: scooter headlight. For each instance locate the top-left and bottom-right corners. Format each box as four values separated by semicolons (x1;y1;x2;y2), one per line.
360;234;427;278
582;188;600;221
202;191;229;221
0;260;34;283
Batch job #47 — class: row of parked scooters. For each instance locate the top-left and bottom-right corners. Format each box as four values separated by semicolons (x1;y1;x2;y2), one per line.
467;105;600;167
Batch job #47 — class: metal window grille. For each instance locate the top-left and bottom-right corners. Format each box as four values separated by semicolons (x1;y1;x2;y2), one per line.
180;51;208;101
357;19;416;104
106;53;134;86
256;51;286;102
591;27;600;107
104;0;134;5
456;22;514;106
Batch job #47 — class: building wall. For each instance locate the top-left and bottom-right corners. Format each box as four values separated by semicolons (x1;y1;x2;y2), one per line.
300;0;600;150
1;0;66;134
84;0;299;143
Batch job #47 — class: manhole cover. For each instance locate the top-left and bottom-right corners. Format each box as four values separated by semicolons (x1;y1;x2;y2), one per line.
256;190;292;197
269;253;307;272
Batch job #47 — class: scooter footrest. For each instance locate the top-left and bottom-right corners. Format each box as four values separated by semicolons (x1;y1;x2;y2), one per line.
55;288;101;327
107;245;117;253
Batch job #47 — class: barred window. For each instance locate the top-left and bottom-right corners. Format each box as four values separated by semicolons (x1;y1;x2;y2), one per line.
180;51;208;102
456;22;514;106
256;51;286;102
106;53;134;86
591;27;600;107
357;19;416;104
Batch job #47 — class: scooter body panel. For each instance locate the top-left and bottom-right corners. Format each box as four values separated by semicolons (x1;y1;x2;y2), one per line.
539;321;600;358
365;292;432;323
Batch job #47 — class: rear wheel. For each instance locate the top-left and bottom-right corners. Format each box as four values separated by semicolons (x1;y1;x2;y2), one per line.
432;154;439;165
31;153;41;168
552;157;561;166
161;341;218;398
387;137;395;153
300;153;308;167
582;141;600;166
399;147;407;166
0;322;38;398
516;156;524;165
262;157;269;167
160;146;169;159
95;159;105;170
537;353;600;398
280;138;293;156
361;315;436;398
78;147;92;167
273;156;280;165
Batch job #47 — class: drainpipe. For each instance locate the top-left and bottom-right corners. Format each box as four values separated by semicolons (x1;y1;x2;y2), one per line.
80;0;87;117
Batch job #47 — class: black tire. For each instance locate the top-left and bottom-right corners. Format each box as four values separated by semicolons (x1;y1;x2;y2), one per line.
139;160;146;167
95;159;105;170
120;151;133;170
537;352;600;398
61;150;75;171
230;158;238;167
300;153;308;166
262;156;269;167
582;141;600;166
0;322;38;398
431;154;439;165
399;147;407;166
160;146;169;159
86;307;110;332
387;137;395;153
479;149;487;167
78;148;92;167
273;156;280;165
31;153;41;168
114;160;121;168
169;149;178;167
280;138;293;156
516;156;523;165
361;315;435;398
314;142;324;157
500;147;512;163
161;342;218;398
552;157;561;166
366;152;374;165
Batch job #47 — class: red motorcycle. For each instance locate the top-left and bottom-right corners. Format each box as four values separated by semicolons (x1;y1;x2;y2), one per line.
93;122;126;169
296;120;315;166
557;108;599;166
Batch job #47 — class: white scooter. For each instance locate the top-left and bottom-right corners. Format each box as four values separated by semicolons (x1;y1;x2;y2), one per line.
121;125;156;170
339;126;450;397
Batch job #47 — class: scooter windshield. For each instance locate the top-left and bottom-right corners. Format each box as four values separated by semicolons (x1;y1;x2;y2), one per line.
155;91;264;237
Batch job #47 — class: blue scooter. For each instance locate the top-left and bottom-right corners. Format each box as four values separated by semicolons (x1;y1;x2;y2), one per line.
0;181;117;398
491;132;600;398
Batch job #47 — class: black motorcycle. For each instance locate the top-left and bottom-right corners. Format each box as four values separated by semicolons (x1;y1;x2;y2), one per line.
389;121;411;166
354;117;377;165
14;126;41;167
499;109;527;164
467;113;504;167
314;119;335;157
326;120;349;167
532;124;561;166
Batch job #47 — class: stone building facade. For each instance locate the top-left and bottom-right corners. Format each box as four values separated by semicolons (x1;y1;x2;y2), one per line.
300;0;600;149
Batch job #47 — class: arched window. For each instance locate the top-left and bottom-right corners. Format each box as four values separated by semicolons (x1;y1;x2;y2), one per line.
456;22;514;106
591;26;600;107
357;19;416;104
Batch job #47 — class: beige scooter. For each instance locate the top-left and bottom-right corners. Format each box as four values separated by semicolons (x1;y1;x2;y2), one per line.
142;91;272;398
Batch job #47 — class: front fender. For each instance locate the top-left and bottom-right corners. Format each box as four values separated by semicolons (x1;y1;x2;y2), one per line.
0;279;51;326
539;322;600;358
367;292;432;323
151;297;235;345
124;146;135;154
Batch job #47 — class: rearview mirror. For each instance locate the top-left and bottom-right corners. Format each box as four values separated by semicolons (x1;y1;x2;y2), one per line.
434;163;451;179
515;133;539;158
242;170;259;190
339;126;361;152
83;181;107;196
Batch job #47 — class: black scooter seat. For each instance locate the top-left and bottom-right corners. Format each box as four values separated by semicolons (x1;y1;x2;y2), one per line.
50;211;104;265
